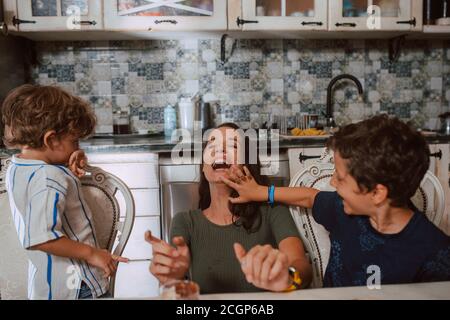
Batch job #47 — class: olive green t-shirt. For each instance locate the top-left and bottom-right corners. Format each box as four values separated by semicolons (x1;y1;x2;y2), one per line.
170;205;301;294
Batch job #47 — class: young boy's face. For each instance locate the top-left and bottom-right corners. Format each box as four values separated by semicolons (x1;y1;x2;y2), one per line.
330;151;374;216
49;133;80;165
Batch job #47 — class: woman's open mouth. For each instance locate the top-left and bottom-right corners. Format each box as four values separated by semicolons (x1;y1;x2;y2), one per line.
212;163;231;171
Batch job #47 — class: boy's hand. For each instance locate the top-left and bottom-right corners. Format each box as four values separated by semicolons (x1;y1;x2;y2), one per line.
86;248;129;278
234;243;290;292
68;150;87;178
220;166;267;204
145;231;190;284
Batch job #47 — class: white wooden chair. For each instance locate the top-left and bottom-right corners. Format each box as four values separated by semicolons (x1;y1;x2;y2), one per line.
289;150;447;288
0;159;135;299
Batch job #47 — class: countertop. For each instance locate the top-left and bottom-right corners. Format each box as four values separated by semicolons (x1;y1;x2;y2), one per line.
1;133;449;155
198;281;450;300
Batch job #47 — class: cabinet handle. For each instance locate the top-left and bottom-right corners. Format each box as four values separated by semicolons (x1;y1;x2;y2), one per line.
0;22;8;36
301;21;323;26
397;17;416;27
73;20;97;26
429;150;442;160
12;16;36;27
335;22;356;27
154;19;178;25
299;153;321;163
236;17;259;27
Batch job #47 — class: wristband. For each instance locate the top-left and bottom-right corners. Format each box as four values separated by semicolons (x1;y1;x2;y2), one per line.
268;185;275;207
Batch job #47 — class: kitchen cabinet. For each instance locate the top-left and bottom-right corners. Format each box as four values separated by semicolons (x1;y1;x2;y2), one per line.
86;152;161;298
288;147;327;180
237;0;328;31
328;0;422;31
103;0;227;31
2;0;19;33
15;0;103;31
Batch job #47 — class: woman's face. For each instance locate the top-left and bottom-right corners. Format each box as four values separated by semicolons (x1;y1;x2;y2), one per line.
203;126;244;184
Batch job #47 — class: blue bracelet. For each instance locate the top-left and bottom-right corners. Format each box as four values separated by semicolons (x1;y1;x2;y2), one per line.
268;185;275;207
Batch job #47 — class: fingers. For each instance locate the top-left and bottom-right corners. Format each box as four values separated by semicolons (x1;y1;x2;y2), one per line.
112;255;129;263
172;236;187;248
243;166;253;179
252;245;272;283
145;230;161;244
259;250;278;285
220;176;240;190
150;262;171;276
228;196;246;204
233;243;246;264
268;254;288;281
152;253;176;269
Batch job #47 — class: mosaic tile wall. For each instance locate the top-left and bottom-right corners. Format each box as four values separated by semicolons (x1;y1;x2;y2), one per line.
31;39;450;134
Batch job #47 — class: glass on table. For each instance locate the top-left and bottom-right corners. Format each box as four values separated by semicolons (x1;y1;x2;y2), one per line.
160;280;200;300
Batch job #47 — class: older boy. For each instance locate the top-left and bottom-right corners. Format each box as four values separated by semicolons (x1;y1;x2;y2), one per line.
2;84;127;299
222;115;450;287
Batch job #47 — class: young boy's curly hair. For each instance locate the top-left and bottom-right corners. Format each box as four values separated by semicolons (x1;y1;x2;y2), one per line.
327;114;430;208
1;84;96;149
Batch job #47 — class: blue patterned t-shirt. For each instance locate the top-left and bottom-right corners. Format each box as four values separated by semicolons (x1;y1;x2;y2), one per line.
312;191;450;287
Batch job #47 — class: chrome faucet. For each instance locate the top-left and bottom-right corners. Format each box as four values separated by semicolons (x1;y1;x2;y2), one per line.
326;74;364;129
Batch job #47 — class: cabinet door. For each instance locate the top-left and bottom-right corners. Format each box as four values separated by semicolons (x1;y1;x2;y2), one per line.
2;0;19;32
288;147;326;180
16;0;102;31
114;261;160;298
329;0;415;31
104;0;227;31
241;0;327;30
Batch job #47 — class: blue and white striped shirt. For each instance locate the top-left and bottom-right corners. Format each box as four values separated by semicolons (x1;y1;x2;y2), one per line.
5;155;108;300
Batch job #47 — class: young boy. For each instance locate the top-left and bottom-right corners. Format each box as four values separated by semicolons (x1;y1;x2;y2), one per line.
222;115;450;287
2;84;128;299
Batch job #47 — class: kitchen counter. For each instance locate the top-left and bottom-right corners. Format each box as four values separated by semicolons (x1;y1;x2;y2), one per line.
1;133;449;155
198;281;450;300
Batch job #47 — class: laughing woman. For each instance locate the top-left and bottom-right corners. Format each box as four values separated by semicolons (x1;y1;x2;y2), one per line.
146;123;312;294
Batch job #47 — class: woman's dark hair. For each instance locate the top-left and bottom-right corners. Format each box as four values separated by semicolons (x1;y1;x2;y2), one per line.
199;123;268;232
327;114;430;208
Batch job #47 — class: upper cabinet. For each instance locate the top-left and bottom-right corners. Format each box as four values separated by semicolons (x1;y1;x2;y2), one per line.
329;0;422;31
238;0;328;31
103;0;227;31
15;0;103;31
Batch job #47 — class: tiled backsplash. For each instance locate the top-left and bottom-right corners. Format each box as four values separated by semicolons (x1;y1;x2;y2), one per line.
31;39;450;134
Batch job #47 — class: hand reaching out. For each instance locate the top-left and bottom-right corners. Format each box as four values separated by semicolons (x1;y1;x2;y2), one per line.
145;231;190;284
220;166;267;204
234;243;290;292
86;248;129;278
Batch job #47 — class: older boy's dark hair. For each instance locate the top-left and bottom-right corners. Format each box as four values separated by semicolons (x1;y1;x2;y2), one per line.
1;84;96;148
327;114;430;208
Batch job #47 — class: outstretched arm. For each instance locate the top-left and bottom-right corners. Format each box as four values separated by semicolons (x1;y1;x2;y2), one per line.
32;238;128;278
220;166;320;208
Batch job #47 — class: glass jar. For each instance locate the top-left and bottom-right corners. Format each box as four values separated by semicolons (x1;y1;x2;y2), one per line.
113;110;131;135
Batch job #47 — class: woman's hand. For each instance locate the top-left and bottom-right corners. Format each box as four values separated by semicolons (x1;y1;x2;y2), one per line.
68;150;87;178
145;231;190;284
234;243;290;292
220;166;267;204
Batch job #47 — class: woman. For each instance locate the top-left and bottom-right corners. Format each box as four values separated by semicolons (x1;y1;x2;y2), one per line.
146;123;312;294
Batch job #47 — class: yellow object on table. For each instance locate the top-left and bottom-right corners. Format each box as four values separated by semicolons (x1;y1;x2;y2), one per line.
290;128;327;136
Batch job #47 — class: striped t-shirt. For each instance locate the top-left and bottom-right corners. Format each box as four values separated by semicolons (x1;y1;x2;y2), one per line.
5;155;108;300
